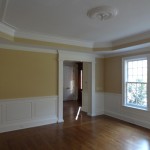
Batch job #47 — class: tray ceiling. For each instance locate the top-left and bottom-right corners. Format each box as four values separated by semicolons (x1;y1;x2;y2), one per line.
0;0;150;53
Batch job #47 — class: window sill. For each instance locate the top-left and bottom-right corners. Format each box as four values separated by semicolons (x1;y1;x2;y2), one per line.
123;105;148;111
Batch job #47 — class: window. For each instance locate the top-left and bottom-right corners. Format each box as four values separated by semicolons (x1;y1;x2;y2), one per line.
123;55;149;110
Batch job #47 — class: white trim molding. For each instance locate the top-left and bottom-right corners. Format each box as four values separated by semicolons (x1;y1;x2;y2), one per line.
0;44;57;54
0;96;58;133
92;92;104;116
15;31;94;48
0;22;15;36
122;54;150;111
58;50;96;122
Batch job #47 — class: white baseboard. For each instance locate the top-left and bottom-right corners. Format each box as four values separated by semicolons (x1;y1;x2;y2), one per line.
104;92;150;129
57;118;64;123
0;118;57;133
0;96;58;133
89;110;104;116
105;110;150;129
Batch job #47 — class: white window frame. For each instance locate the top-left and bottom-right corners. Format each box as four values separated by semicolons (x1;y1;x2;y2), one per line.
122;54;150;111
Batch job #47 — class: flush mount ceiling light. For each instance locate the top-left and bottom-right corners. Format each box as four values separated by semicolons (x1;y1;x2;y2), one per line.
87;6;118;21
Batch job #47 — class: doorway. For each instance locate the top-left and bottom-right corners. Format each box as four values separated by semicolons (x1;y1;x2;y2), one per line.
63;61;83;121
77;62;83;106
58;51;95;123
63;61;78;101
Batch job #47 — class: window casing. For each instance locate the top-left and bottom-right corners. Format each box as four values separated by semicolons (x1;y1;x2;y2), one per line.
123;55;149;110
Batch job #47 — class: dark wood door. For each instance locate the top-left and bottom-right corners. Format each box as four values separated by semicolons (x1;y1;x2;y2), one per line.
77;62;83;106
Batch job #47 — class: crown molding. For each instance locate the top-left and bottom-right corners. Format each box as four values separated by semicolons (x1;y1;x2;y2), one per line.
93;47;112;51
15;30;94;48
0;22;94;48
103;46;150;58
0;22;15;36
0;43;95;55
14;37;93;53
0;44;57;54
112;31;150;46
0;21;150;55
112;38;150;51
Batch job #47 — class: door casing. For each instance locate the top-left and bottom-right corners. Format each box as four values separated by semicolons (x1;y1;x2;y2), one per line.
58;51;95;122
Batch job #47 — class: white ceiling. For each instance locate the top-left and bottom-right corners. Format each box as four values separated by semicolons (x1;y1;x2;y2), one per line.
1;0;150;44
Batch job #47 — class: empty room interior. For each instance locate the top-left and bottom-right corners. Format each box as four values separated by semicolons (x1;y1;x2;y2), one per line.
0;0;150;149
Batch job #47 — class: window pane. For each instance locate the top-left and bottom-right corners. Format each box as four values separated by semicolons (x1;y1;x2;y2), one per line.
127;59;147;83
128;62;133;68
138;61;142;67
143;60;147;67
126;83;147;107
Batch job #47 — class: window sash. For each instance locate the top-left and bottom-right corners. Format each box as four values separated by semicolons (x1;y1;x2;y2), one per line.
122;54;150;110
125;82;147;108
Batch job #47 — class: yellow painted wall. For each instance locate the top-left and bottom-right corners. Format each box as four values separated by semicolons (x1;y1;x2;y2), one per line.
95;58;104;92
104;56;122;94
2;46;149;98
104;50;150;94
0;49;57;99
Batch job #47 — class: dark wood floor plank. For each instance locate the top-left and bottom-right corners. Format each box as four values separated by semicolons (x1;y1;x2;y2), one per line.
0;100;149;150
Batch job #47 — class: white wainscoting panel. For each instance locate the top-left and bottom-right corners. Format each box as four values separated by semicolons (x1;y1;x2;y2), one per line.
0;96;58;133
104;93;150;129
93;92;104;116
6;102;32;123
82;91;88;113
82;92;104;116
33;97;57;119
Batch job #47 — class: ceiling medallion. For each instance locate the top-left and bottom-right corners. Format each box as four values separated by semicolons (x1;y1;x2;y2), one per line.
87;6;118;21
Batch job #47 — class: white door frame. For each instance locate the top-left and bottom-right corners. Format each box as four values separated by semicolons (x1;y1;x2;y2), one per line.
58;50;95;122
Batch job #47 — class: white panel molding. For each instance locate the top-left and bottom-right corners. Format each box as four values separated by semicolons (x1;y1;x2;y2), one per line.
81;91;88;113
0;96;58;133
5;101;32;123
104;92;150;129
93;92;104;116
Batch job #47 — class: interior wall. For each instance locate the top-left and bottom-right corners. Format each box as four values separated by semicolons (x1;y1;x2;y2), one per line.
104;49;150;93
104;56;122;93
0;48;58;99
0;46;105;132
95;58;104;92
94;58;105;115
104;48;150;129
0;48;104;101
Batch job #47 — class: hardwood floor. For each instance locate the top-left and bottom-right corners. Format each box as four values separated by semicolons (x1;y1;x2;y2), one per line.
0;100;150;150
